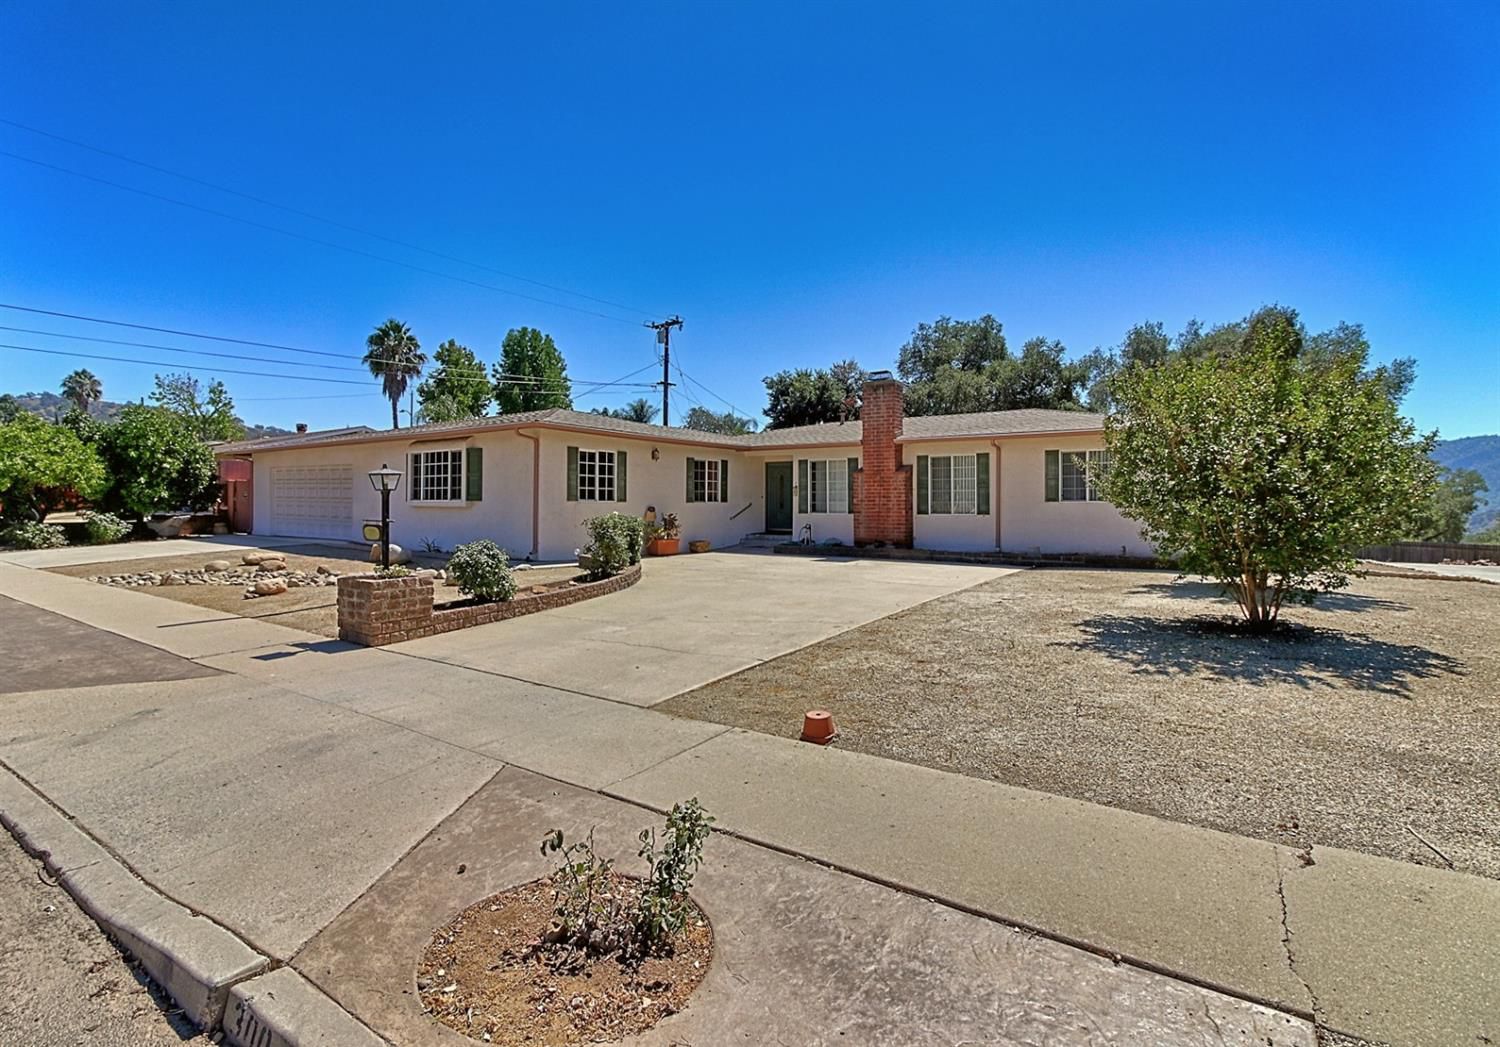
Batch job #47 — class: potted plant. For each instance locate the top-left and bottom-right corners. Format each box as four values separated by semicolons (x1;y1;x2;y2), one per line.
646;512;681;556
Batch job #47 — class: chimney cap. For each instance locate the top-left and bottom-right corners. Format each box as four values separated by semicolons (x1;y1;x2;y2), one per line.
295;422;309;433
866;369;897;383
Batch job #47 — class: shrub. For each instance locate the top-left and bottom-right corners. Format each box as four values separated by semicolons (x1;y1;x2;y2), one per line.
95;404;218;519
538;798;714;967
581;512;646;579
81;510;130;545
446;539;517;601
0;414;106;520
0;521;68;549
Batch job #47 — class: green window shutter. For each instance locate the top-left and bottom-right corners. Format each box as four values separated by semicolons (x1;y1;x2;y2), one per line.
1044;449;1060;502
847;457;858;514
798;459;809;514
465;447;483;501
719;459;729;502
407;453;419;501
616;450;627;502
916;455;929;515
686;457;697;503
975;452;990;515
567;446;579;501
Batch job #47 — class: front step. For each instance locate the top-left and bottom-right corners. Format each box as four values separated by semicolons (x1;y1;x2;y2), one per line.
738;532;788;550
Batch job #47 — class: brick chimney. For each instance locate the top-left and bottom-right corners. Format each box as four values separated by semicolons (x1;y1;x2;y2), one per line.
854;371;913;547
295;422;309;433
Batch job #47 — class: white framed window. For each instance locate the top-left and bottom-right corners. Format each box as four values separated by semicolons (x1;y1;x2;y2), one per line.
926;454;977;515
693;458;721;503
577;449;616;501
807;459;848;514
1058;449;1110;502
409;448;464;503
1047;449;1110;502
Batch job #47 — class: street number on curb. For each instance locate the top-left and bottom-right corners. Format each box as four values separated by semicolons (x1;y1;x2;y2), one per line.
228;996;275;1047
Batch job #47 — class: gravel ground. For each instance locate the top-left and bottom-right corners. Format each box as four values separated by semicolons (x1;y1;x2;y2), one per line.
660;568;1500;878
0;831;207;1046
46;544;578;638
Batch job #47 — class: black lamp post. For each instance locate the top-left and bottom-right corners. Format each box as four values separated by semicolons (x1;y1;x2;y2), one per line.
368;463;403;568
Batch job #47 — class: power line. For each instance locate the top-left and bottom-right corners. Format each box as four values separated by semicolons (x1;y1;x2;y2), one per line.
0;302;657;392
675;359;749;419
0;325;365;373
0;117;664;319
0;342;370;385
0;149;647;325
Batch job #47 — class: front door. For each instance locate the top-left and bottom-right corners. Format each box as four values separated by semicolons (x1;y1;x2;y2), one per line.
765;461;793;533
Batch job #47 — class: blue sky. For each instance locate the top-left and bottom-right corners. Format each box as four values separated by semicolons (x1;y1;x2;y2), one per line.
2;2;1496;437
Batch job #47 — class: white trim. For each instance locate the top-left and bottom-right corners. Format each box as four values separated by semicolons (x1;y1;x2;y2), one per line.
806;458;848;514
408;447;466;505
926;453;978;515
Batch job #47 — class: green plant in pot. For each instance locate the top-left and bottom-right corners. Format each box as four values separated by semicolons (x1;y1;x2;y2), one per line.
646;512;681;556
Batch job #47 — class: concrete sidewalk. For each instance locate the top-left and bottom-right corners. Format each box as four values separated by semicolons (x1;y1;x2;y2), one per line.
1;551;1495;1045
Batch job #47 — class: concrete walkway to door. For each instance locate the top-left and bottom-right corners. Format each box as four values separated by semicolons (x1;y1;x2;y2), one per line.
395;550;1013;705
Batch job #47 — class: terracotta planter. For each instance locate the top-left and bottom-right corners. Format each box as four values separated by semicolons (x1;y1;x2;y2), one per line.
800;710;837;745
647;537;681;556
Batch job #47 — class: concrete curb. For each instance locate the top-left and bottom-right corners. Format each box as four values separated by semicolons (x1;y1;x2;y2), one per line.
224;967;389;1047
1;767;389;1044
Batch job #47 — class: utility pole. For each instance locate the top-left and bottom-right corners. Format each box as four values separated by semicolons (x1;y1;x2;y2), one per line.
646;316;683;425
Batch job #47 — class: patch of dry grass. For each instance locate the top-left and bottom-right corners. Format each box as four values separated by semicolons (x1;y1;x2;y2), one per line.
659;568;1500;878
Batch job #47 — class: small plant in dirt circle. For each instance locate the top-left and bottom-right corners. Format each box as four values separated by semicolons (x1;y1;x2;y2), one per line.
535;799;714;969
445;538;517;601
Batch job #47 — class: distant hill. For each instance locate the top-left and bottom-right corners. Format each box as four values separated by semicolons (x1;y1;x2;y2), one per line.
1;390;295;441
1432;434;1500;534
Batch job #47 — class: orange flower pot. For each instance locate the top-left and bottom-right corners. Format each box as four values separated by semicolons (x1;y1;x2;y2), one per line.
800;710;836;745
646;538;681;556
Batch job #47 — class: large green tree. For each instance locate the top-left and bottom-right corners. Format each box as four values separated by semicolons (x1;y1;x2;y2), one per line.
493;327;571;413
897;316;1087;415
363;319;426;428
0;414;106;520
762;359;864;429
1102;307;1435;628
96;405;219;519
683;405;757;434
60;369;103;414
150;373;244;441
1407;467;1488;543
415;339;492;423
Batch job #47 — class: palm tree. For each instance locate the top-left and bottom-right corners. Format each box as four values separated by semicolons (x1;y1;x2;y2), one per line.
363;319;425;428
60;369;103;414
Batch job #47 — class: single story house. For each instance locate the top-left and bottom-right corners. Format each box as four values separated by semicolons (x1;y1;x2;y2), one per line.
212;373;1150;560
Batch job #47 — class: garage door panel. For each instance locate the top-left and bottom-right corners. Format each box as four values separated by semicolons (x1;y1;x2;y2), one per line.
269;465;354;539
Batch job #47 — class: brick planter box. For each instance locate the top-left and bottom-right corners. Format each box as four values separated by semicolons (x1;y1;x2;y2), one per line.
336;564;643;647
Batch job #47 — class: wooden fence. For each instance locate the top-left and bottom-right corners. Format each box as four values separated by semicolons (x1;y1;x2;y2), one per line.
1357;540;1500;564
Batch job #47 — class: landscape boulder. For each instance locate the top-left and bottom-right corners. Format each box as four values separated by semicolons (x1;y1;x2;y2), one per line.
368;542;413;565
253;578;288;596
256;558;287;572
205;559;232;571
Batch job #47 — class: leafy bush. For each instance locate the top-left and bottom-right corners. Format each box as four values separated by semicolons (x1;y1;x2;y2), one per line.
1;521;68;549
446;539;517;601
635;798;714;950
373;564;412;578
0;414;106;520
537;798;714;968
581;512;646;579
95;405;217;519
81;510;130;544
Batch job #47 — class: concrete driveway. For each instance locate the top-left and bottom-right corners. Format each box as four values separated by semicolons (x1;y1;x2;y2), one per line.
398;550;1014;705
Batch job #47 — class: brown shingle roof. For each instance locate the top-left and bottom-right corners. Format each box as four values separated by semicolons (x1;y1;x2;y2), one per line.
212;407;1103;456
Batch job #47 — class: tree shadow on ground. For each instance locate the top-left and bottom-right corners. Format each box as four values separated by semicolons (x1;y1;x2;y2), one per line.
1131;581;1411;614
1059;614;1463;698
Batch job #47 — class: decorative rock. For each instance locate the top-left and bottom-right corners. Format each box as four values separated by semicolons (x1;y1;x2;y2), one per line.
253;578;288;596
242;551;268;565
205;560;232;571
315;564;333;575
368;542;413;565
257;559;287;572
160;573;186;586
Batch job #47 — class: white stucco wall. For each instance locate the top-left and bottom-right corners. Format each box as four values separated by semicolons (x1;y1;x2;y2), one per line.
533;432;755;560
996;435;1152;557
248;431;534;556
904;439;999;552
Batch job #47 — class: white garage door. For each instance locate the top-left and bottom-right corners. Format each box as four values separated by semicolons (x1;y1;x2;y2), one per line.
269;465;354;539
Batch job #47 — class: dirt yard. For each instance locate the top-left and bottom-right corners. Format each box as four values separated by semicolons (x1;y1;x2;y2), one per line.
659;568;1500;879
47;544;579;638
